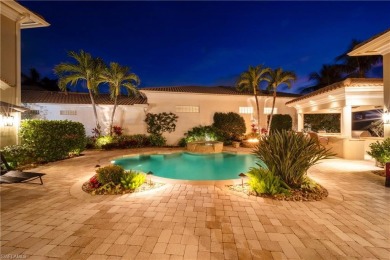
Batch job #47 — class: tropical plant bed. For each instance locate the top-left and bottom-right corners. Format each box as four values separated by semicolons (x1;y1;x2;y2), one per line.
82;175;165;195
227;183;328;201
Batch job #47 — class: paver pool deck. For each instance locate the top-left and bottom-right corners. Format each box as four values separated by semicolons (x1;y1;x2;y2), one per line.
1;148;389;259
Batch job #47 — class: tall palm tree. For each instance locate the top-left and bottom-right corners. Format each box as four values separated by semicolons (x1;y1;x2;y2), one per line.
308;64;344;91
266;68;296;133
236;65;270;130
54;50;105;131
336;39;382;78
100;62;140;135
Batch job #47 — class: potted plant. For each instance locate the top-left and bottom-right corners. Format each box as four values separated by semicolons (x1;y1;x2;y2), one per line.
367;138;390;167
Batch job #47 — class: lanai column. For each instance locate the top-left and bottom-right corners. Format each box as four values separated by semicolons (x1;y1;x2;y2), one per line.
297;112;304;132
341;105;352;138
384;53;390;137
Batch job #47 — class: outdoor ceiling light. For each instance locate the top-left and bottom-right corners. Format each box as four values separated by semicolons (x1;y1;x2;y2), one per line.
382;111;390;124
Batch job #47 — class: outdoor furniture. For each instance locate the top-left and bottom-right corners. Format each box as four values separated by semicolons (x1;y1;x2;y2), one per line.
308;132;329;146
0;154;45;185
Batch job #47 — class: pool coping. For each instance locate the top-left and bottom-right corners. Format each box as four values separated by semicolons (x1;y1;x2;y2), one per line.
109;150;253;185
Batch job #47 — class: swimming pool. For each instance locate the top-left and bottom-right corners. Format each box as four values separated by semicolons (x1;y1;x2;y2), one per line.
112;152;261;180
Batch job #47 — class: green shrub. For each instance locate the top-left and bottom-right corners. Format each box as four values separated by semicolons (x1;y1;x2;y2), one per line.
149;134;166;147
19;119;86;162
96;135;114;149
367;138;390;164
213;112;246;142
96;165;124;185
270;114;292;133
91;182;123;195
184;125;221;143
85;136;96;149
178;138;187;147
253;130;334;188
0;145;35;168
145;112;178;135
120;170;146;190
247;167;289;195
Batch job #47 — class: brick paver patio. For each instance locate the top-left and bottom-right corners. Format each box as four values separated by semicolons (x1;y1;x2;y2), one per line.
1;148;389;259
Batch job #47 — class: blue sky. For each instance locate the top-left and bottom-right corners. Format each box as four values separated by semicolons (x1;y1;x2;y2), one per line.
20;1;390;93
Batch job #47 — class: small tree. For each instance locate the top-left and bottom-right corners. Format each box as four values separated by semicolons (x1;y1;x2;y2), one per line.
213;112;246;142
270;114;292;133
145;112;178;135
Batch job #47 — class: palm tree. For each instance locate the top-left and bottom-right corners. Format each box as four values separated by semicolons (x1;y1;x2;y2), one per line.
308;64;344;91
336;39;382;78
236;65;270;130
100;62;140;135
265;68;296;133
54;50;105;131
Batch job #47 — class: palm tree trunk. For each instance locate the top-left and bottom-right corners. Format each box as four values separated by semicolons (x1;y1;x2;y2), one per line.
88;89;100;133
267;90;277;134
254;93;260;131
110;96;118;136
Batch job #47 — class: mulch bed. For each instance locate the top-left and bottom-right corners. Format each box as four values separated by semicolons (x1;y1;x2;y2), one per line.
82;181;165;195
227;183;328;202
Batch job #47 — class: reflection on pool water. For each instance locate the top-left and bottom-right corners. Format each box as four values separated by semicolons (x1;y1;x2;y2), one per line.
113;152;261;180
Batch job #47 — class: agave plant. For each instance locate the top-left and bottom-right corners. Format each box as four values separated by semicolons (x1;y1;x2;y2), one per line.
253;130;334;188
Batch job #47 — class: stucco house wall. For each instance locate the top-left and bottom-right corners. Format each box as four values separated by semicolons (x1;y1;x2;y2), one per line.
23;103;147;136
143;90;297;144
0;0;49;148
22;88;298;145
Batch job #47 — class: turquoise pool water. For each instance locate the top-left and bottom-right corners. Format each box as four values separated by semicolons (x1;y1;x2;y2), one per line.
113;152;260;180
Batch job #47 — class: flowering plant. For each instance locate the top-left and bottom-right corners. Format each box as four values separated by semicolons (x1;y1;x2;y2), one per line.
112;126;123;136
89;175;101;189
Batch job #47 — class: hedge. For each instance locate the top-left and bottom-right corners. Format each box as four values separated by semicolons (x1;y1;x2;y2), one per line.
213;112;246;142
19;120;87;162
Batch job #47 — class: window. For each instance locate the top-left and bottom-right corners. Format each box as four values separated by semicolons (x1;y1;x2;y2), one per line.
29;110;40;115
239;107;253;114
60;110;77;115
264;107;277;114
175;106;199;113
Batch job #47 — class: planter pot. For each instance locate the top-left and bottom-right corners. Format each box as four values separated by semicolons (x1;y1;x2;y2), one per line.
232;141;240;148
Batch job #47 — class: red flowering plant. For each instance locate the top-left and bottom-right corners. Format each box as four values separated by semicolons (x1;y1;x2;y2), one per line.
261;128;268;135
112;126;123;136
89;175;101;189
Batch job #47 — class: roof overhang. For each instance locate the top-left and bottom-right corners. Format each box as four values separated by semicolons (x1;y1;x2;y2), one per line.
286;79;383;114
0;0;49;29
348;29;390;56
0;101;29;112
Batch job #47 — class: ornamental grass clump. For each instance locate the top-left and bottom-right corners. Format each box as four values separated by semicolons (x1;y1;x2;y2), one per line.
253;130;334;189
247;167;289;195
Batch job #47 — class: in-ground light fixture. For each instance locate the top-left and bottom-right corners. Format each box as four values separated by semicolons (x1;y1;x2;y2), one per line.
239;173;246;188
147;171;153;185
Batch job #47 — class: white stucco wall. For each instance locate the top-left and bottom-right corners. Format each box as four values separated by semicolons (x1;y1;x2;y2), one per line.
23;91;297;145
23;103;147;136
143;91;297;145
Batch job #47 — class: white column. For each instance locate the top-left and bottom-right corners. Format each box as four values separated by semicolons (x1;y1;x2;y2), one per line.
297;113;304;132
383;53;390;138
341;105;352;138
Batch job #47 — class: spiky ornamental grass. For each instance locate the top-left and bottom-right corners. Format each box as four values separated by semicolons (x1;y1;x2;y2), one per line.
253;130;334;189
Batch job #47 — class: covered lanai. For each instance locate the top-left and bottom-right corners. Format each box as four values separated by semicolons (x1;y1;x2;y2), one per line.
286;78;383;160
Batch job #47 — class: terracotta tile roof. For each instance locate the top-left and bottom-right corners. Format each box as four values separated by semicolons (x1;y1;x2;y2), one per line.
141;86;300;98
286;78;383;105
22;90;147;105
